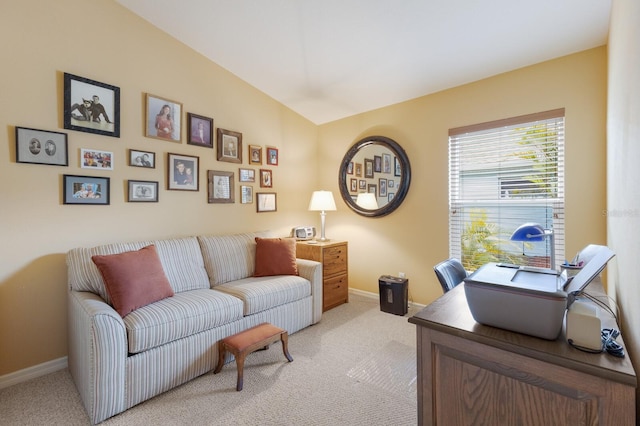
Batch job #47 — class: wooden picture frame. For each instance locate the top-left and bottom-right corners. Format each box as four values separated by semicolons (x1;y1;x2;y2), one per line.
81;148;113;170
207;170;234;203
355;162;363;177
240;185;253;204
382;153;392;174
146;93;182;143
379;178;388;197
15;127;68;166
256;192;277;212
167;153;198;191
365;158;374;178
239;168;255;182
259;169;273;188
266;147;279;166
63;73;120;138
394;156;401;176
128;180;158;202
350;178;357;192
217;128;242;163
63;174;110;205
187;113;213;148
249;145;262;165
129;149;155;168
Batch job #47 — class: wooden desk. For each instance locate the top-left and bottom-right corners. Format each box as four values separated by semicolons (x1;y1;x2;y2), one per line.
408;282;636;425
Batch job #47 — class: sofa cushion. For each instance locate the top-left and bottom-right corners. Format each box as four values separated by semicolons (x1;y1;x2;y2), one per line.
124;288;244;354
215;275;311;315
197;231;273;286
92;245;174;317
68;237;211;302
254;237;298;277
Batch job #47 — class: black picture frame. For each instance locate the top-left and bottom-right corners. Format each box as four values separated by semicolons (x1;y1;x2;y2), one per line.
187;113;213;148
63;175;110;205
167;153;199;191
207;170;235;203
128;180;159;202
63;73;120;138
129;149;155;168
15;126;68;166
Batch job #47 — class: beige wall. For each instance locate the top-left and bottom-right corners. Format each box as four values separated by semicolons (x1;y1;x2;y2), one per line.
0;0;610;378
607;0;640;408
0;0;318;375
318;47;608;307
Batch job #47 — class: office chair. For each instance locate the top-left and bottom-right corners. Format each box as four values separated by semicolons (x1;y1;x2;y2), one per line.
433;258;468;293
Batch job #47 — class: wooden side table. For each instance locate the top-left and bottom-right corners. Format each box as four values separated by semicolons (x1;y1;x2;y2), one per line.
296;240;348;312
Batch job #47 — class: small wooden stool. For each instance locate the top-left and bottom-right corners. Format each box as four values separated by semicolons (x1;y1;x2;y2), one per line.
213;322;293;391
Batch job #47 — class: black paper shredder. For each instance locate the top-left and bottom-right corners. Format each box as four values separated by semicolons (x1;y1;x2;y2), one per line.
378;275;409;315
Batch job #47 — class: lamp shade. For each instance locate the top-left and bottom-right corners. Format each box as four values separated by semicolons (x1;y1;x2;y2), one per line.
355;192;378;210
308;190;336;211
510;222;546;242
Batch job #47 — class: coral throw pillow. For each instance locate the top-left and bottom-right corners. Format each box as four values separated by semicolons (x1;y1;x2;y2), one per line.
254;237;299;277
91;245;174;317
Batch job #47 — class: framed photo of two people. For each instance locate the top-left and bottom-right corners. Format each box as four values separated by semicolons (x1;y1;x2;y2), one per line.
63;73;120;138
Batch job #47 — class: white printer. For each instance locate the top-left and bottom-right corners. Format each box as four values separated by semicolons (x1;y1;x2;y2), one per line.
463;245;615;340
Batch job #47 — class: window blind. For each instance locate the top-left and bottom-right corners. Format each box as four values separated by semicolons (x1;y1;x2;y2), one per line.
448;109;565;271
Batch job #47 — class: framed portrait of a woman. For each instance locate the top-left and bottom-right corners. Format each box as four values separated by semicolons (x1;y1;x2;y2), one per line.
145;93;182;143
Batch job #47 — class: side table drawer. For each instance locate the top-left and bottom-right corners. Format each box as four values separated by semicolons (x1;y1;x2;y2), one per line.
323;245;347;277
323;274;348;311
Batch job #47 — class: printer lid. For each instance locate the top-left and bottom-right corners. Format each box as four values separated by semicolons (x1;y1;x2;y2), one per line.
563;244;615;294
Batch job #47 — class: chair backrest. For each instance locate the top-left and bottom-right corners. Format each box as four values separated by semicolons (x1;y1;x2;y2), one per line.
433;258;468;293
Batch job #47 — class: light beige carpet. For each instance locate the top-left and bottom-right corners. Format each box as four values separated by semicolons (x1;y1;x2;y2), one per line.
0;293;420;425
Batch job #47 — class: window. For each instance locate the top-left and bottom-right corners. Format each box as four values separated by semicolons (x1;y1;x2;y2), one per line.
448;109;565;271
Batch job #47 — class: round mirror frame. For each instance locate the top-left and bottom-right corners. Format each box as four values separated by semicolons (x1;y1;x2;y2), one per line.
339;136;411;217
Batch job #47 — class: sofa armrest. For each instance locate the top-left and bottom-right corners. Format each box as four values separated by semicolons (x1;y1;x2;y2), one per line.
68;291;127;424
296;258;323;324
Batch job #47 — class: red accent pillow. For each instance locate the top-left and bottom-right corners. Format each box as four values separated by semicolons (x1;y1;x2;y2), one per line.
254;237;299;277
91;245;174;317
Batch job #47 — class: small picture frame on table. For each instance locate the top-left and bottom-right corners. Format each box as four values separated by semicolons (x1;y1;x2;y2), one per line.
217;128;242;163
249;145;262;165
146;93;182;143
256;192;277;212
63;175;110;205
63;73;120;138
128;180;158;202
266;147;278;166
207;170;234;204
240;185;253;204
187;113;213;148
129;149;155;168
81;148;113;170
167;153;198;191
15;126;68;166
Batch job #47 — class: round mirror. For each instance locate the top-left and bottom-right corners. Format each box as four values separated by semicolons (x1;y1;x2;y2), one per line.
339;136;411;217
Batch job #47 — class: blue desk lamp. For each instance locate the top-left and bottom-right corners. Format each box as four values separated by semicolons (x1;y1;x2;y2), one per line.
510;222;556;269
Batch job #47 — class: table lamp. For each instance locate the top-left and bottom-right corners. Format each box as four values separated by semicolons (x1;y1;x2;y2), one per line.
308;190;336;241
510;222;556;269
355;192;378;210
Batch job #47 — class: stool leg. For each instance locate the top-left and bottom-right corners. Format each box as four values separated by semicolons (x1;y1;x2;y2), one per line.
213;343;226;374
235;352;246;391
280;332;293;362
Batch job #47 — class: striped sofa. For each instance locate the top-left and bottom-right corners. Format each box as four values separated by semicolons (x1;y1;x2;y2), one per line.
66;231;322;424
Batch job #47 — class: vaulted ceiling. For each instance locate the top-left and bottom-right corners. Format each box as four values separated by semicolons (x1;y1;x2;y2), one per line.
116;0;611;124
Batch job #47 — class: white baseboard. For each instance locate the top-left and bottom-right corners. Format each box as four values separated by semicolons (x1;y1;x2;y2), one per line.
0;356;68;390
349;288;426;309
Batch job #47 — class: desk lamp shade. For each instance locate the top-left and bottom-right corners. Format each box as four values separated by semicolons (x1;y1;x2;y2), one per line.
308;190;336;241
510;222;555;269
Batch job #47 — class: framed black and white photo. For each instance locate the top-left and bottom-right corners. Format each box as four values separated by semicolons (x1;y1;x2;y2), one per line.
256;192;277;212
207;170;234;204
81;148;113;170
259;169;272;188
63;175;110;205
239;168;255;182
63;73;120;138
217;128;242;163
187;113;213;148
15;127;68;166
240;185;253;204
129;149;155;168
146;94;182;143
167;153;198;191
128;180;158;202
365;158;374;178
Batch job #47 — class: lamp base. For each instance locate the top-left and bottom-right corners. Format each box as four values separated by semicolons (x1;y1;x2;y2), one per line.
316;237;330;242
